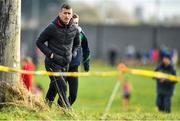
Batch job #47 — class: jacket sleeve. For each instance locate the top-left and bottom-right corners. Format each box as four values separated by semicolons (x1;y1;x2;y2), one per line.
153;64;162;80
36;24;53;58
171;66;177;75
72;29;80;54
81;31;90;64
172;67;177;84
154;64;162;72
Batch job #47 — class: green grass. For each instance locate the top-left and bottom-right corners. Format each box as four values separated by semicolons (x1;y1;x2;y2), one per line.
1;62;180;120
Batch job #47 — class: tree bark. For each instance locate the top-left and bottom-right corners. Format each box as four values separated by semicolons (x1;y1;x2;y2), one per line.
0;0;21;83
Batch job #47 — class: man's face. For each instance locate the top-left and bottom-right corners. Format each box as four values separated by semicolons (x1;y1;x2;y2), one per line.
73;18;79;27
162;57;171;66
59;8;73;25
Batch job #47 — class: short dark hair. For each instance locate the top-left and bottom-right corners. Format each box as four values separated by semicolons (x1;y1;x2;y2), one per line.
60;3;72;10
73;13;79;19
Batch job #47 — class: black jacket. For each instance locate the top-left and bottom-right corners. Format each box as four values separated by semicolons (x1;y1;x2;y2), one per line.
155;63;176;96
36;17;80;67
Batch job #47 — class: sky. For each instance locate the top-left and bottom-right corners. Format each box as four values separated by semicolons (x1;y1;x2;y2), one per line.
69;0;180;20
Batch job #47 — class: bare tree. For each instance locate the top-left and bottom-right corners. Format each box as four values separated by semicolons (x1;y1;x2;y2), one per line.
0;0;21;83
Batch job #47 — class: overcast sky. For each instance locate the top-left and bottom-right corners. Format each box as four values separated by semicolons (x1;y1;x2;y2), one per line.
69;0;180;20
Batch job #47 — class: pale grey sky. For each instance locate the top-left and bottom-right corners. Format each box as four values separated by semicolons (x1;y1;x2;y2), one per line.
69;0;180;20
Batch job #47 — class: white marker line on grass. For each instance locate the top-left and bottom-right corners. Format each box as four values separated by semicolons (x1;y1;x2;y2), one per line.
101;80;120;120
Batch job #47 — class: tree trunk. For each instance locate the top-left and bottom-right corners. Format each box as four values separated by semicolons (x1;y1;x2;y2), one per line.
0;0;21;83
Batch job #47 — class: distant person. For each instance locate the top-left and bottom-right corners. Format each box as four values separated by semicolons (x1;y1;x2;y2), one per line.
36;4;80;108
108;49;117;66
154;53;177;113
66;13;90;105
125;45;136;59
21;57;35;91
152;48;159;63
122;79;132;110
172;49;178;65
142;51;150;65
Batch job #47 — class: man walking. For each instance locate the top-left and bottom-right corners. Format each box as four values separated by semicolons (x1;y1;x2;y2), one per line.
36;4;80;108
66;13;90;105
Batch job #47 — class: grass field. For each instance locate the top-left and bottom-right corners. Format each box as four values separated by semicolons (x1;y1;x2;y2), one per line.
0;62;180;120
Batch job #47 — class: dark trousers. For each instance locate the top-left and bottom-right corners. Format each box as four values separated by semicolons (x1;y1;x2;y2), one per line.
66;65;78;105
156;93;172;113
45;59;70;108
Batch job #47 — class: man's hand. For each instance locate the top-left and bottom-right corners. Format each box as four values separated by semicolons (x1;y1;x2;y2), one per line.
50;53;54;59
84;63;89;72
160;79;166;83
72;51;77;58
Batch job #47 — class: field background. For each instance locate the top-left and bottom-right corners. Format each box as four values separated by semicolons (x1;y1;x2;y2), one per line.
0;62;180;120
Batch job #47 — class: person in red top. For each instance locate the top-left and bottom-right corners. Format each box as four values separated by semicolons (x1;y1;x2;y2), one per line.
21;57;35;91
152;48;159;63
